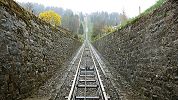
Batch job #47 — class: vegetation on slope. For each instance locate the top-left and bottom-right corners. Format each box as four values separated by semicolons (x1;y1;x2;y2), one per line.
39;10;62;27
119;0;166;29
92;0;166;42
89;12;128;41
1;0;84;42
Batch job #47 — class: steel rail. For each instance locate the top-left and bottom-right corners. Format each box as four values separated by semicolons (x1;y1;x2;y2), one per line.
89;43;108;100
67;42;108;100
90;44;106;76
67;43;85;100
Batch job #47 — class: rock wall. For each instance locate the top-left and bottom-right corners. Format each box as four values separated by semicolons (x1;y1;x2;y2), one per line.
0;0;82;99
93;0;178;99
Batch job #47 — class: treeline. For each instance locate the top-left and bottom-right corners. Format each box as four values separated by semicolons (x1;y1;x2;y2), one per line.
19;2;84;38
18;2;128;41
87;12;127;40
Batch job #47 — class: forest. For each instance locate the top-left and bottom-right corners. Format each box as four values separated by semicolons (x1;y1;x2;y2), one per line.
19;2;128;40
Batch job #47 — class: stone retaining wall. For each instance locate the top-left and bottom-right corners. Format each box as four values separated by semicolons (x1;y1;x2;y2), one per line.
0;0;82;99
93;0;178;99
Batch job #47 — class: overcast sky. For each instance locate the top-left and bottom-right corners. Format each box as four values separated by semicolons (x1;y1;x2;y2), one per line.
15;0;157;18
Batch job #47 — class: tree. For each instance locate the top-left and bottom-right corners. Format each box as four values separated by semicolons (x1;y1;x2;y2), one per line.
61;10;80;34
120;9;128;24
19;2;81;35
39;10;61;26
88;12;122;39
78;23;84;35
74;34;79;39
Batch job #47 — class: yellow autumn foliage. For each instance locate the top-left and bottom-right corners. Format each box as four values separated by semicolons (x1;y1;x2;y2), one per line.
102;26;115;33
39;10;61;26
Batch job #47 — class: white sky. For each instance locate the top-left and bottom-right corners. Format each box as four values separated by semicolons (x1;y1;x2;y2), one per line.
15;0;157;18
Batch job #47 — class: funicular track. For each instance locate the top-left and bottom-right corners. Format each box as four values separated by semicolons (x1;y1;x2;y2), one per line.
66;42;109;100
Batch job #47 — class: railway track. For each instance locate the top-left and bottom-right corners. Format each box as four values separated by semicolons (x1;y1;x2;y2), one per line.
66;42;110;100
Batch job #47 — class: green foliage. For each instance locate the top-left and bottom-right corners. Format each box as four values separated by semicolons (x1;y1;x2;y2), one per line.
74;34;79;39
61;10;80;34
89;12;122;40
119;10;128;24
92;0;166;42
20;2;82;35
144;0;166;15
78;34;84;42
79;23;84;35
89;11;128;42
74;34;84;42
118;0;166;30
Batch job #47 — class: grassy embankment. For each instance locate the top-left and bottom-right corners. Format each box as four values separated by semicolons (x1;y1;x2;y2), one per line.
92;0;166;42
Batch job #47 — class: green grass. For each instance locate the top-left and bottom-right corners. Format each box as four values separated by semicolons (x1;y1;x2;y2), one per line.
118;0;166;29
119;0;166;29
92;0;166;42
